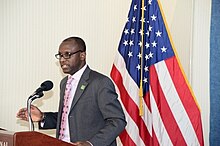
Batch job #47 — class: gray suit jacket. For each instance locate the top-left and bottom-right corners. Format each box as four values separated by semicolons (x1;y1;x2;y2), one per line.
40;66;126;146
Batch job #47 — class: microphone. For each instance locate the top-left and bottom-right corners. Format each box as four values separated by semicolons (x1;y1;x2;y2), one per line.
31;80;53;97
27;80;53;131
35;80;53;94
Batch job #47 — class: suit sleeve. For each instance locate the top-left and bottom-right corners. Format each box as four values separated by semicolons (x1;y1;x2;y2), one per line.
38;112;58;129
89;77;127;146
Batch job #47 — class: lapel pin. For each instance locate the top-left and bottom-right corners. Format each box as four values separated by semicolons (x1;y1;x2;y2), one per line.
80;85;86;90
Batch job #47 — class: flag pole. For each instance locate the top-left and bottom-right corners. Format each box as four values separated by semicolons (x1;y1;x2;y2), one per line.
139;0;145;116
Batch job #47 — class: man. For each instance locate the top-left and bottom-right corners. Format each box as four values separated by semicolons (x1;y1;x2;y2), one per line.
17;36;126;146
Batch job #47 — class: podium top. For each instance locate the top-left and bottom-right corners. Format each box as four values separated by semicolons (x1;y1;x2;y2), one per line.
0;130;73;146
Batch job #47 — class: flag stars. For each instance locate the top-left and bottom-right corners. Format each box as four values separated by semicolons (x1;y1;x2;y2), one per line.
146;30;150;37
136;64;141;70
126;17;129;23
152;41;157;47
141;6;147;11
131;28;135;34
148;0;152;5
134;4;137;11
145;42;150;48
139;29;144;36
140;17;146;23
137;52;142;59
138;41;142;47
161;46;167;52
129;40;134;46
124;29;129;35
145;54;149;60
123;40;128;46
156;30;162;37
151;14;157;21
148;51;153;58
132;17;136;23
144;66;149;72
148;25;153;32
143;77;148;83
128;51;133;57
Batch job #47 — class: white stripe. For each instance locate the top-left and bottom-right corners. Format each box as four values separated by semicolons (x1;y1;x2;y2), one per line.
149;85;173;146
154;61;200;146
113;51;153;135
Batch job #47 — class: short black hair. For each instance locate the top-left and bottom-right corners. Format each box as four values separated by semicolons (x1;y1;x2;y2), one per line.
62;36;86;51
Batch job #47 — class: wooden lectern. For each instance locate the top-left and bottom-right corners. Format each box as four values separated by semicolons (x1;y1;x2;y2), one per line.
0;130;73;146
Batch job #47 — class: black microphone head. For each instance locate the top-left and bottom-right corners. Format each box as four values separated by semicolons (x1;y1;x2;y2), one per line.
40;80;53;91
30;80;53;100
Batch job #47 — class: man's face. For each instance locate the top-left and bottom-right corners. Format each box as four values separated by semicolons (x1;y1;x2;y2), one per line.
58;41;85;75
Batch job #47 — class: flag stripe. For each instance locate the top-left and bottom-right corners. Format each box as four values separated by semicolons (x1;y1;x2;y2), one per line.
150;61;187;145
111;64;150;146
152;128;160;146
119;128;136;146
149;85;174;146
165;57;204;145
114;79;145;146
154;58;200;146
143;91;151;112
112;51;153;136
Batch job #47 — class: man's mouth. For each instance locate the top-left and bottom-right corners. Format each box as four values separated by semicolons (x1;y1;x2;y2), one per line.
61;64;69;69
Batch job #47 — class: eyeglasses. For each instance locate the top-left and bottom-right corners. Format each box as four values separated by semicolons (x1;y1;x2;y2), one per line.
55;50;83;59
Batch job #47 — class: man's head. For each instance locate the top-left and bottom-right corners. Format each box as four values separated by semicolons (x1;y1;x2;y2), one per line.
56;36;86;75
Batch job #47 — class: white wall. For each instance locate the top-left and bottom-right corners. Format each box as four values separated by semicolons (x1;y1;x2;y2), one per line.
0;0;210;145
191;0;211;146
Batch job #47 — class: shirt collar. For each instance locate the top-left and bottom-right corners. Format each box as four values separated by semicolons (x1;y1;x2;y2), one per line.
69;64;87;81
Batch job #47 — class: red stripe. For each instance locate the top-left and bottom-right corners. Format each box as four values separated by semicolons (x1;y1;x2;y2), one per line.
143;91;151;112
143;93;160;146
150;62;187;145
119;129;136;146
111;65;152;146
152;129;160;146
165;57;204;145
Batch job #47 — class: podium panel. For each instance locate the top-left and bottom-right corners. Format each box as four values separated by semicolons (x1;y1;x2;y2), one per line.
0;130;73;146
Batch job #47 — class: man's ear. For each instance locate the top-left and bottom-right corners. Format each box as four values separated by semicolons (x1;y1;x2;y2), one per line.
80;52;86;60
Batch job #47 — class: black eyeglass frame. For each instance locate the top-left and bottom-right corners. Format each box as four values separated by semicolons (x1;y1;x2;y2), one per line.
55;50;83;59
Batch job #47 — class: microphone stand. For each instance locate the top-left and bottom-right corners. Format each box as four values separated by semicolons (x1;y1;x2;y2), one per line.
27;92;44;131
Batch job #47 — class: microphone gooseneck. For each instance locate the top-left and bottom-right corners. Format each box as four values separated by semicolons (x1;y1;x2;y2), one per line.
27;80;53;131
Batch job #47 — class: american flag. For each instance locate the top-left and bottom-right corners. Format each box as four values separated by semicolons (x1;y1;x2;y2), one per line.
110;0;204;145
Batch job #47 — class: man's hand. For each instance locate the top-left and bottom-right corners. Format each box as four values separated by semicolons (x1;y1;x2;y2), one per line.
16;105;43;122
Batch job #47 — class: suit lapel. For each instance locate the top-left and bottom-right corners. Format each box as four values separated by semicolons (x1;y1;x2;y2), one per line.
70;66;90;111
